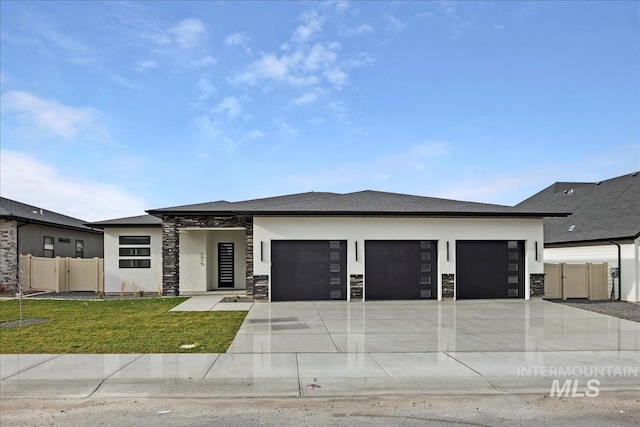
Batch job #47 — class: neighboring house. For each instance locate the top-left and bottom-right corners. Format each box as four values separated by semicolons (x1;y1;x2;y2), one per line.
92;190;566;301
0;197;104;288
90;214;163;295
517;172;640;302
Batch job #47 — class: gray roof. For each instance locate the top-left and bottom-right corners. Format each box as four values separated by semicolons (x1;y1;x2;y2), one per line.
89;214;162;228
0;197;102;234
517;172;640;244
147;190;568;218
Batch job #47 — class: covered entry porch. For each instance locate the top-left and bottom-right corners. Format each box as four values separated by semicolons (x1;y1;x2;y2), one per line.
178;228;247;293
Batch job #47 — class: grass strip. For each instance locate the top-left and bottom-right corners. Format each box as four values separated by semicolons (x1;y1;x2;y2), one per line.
0;298;247;354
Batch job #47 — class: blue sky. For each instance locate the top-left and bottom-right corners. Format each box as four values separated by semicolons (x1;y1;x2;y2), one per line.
1;1;638;221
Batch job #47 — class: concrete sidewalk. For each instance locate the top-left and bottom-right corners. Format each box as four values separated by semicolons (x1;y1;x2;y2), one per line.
2;300;639;399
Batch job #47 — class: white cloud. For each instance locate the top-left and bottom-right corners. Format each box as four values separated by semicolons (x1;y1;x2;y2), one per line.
225;32;252;54
324;68;348;87
213;97;242;120
1;91;107;142
304;43;338;71
244;129;266;140
327;100;348;123
292;91;319;106
278;121;298;137
437;2;474;37
231;42;346;88
282;142;449;192
344;52;375;68
293;10;324;43
193;114;218;141
187;55;217;68
385;14;407;32
197;76;217;101
0;150;148;221
343;23;374;36
135;59;158;70
170;18;206;48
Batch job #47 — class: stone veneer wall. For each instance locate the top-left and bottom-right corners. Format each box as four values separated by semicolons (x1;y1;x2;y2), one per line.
161;215;253;296
251;275;269;300
0;220;18;289
442;273;455;298
350;274;363;301
530;273;545;298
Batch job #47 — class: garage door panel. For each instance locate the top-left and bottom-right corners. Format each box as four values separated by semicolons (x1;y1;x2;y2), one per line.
271;240;346;301
456;241;524;299
365;240;437;300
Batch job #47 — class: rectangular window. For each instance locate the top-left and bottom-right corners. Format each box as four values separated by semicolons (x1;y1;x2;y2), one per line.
58;237;71;243
507;241;519;249
119;247;151;256
75;240;84;258
420;276;432;285
119;259;151;269
43;236;54;258
119;236;150;245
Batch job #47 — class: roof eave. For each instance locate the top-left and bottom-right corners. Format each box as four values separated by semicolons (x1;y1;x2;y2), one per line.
546;235;640;246
146;210;570;218
2;216;103;234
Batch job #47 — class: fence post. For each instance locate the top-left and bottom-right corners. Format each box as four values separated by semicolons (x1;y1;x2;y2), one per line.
94;257;99;292
561;263;566;300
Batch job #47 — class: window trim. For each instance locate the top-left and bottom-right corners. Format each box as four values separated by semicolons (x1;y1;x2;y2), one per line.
119;235;151;245
75;239;84;258
119;247;151;257
119;259;151;269
43;236;54;258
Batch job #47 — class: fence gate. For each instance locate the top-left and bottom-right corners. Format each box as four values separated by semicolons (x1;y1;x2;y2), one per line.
18;255;103;293
544;263;607;300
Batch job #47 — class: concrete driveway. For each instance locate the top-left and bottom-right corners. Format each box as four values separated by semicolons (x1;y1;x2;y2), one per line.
1;299;639;398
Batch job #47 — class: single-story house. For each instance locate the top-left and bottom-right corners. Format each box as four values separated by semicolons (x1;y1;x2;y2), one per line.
0;197;104;288
92;190;567;301
90;214;163;295
517;171;640;302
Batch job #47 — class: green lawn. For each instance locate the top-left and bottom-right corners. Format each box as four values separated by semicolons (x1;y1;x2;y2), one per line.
0;298;247;354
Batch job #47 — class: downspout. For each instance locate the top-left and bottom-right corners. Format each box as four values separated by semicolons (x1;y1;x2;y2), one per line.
609;240;621;301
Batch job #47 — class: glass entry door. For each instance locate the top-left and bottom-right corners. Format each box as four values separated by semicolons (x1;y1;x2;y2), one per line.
218;242;234;287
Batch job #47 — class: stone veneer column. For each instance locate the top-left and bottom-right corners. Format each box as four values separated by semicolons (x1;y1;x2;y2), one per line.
162;216;179;296
0;220;18;290
251;275;269;300
349;274;363;301
161;215;254;296
529;273;545;298
441;274;455;298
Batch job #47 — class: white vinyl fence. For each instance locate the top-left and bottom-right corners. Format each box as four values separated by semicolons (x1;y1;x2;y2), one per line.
18;255;104;293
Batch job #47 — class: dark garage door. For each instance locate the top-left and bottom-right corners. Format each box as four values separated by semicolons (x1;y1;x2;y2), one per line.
456;241;524;299
271;240;346;301
365;241;437;300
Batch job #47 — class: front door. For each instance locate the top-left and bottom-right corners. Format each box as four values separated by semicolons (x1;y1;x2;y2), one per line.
218;242;234;288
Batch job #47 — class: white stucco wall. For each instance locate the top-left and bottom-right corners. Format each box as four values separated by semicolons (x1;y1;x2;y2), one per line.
179;228;246;293
253;216;545;300
104;227;162;294
544;239;640;302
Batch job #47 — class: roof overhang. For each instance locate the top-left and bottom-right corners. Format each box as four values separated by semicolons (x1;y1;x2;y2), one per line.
146;210;570;218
